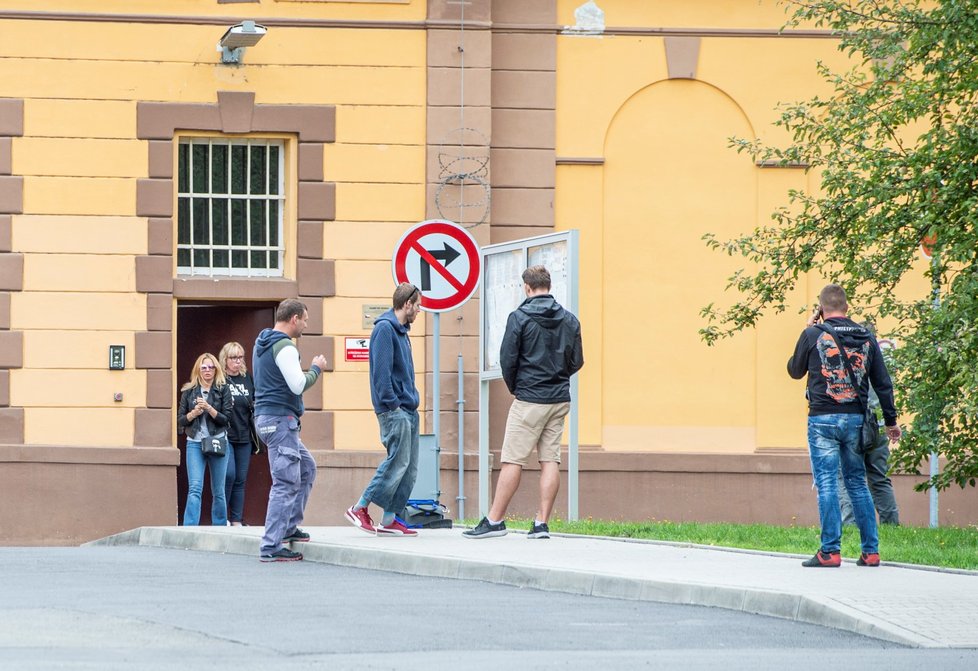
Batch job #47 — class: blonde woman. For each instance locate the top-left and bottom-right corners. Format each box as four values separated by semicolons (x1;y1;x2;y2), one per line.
219;341;256;526
177;353;232;526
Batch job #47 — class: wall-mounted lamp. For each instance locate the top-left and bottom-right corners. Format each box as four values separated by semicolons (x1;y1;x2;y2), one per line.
217;20;267;65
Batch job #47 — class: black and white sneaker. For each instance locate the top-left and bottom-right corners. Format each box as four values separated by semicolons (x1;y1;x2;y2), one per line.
282;528;310;543
527;522;550;539
259;548;303;562
462;517;507;539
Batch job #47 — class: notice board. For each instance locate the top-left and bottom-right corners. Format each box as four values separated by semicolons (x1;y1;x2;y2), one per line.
480;231;578;378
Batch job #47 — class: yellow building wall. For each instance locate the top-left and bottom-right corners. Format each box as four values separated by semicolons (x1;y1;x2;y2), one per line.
554;1;901;453
1;1;428;448
558;0;801;28
0;1;423;23
598;79;757;451
3;1;935;454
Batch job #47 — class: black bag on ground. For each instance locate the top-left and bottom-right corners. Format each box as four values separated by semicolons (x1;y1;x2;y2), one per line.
400;501;453;529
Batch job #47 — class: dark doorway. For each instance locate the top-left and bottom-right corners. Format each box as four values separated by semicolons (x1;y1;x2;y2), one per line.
176;301;277;526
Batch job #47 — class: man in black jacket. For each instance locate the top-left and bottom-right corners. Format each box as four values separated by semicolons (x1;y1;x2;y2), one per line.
464;265;584;540
787;284;901;568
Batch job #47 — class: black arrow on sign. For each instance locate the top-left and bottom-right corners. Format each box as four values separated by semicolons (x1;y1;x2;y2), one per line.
420;242;461;291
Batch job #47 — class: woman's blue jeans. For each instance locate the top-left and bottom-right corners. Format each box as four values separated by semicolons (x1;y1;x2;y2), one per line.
224;440;252;523
807;414;879;554
362;408;420;514
183;439;229;526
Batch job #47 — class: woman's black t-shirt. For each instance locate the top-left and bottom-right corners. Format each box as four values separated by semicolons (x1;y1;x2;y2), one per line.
225;373;256;443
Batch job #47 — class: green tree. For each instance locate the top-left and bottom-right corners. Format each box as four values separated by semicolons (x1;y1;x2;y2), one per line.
701;0;978;490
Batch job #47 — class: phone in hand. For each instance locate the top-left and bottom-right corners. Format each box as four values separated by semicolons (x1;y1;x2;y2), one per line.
812;305;823;322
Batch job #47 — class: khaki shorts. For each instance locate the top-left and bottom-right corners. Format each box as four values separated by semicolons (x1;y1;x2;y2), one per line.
501;399;571;466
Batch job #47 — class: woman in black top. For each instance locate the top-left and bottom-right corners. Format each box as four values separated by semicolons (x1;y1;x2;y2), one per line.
219;341;257;526
177;353;232;526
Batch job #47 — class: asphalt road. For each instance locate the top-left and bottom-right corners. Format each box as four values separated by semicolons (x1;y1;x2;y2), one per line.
1;546;976;670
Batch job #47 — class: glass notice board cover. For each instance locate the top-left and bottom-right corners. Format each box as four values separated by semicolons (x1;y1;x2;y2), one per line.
480;231;578;378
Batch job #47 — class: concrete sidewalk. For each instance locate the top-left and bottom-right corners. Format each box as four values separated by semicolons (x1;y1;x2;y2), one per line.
87;525;978;649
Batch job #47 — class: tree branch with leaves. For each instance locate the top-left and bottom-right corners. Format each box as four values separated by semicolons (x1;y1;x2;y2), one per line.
702;0;978;490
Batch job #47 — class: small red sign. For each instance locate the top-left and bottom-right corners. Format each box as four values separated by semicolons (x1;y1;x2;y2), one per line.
344;337;370;362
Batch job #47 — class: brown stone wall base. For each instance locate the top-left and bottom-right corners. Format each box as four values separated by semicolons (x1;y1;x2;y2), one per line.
8;449;976;544
0;445;180;546
303;451;978;529
482;452;978;528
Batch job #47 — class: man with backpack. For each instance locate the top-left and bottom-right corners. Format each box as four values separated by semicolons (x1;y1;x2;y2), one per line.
787;284;901;568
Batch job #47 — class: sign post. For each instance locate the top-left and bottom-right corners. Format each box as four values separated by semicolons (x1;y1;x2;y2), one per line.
392;220;481;518
921;235;940;528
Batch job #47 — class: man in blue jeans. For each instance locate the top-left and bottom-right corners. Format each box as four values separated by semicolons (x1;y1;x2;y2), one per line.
788;284;901;568
345;283;422;536
838;382;901;526
253;299;328;562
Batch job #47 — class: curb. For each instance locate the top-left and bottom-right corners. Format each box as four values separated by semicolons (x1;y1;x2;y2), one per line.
87;527;945;648
538;531;978;576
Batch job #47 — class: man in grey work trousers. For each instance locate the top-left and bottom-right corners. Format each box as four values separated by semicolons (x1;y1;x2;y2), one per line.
253;299;328;562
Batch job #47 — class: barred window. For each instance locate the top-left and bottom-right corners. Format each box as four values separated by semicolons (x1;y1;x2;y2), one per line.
177;138;285;276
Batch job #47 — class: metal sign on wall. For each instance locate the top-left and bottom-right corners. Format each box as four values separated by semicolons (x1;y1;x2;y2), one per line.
361;303;388;329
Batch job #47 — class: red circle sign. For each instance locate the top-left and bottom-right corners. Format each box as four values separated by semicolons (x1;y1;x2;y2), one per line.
920;232;937;259
392;220;481;312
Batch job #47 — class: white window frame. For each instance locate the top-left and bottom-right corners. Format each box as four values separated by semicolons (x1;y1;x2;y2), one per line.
176;137;286;277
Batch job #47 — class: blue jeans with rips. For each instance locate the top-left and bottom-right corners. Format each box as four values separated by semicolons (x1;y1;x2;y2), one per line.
183;439;229;526
807;413;879;554
362;408;420;514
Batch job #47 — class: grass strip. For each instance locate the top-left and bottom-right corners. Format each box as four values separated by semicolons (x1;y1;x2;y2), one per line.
470;518;978;570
